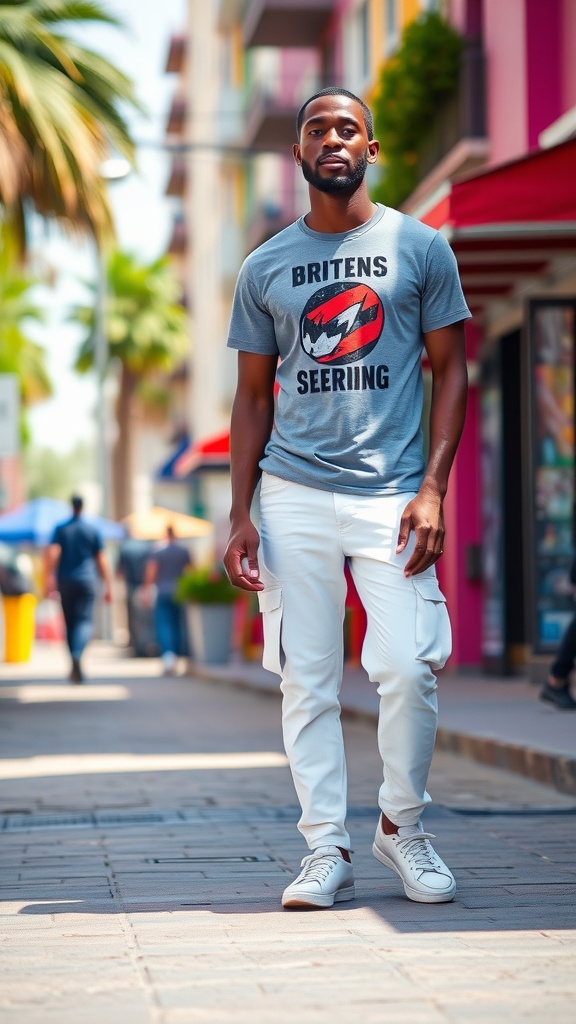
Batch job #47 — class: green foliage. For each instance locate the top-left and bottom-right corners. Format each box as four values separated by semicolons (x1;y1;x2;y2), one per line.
0;222;51;442
137;379;172;415
73;249;189;376
175;565;238;605
23;441;96;500
372;12;463;209
0;0;140;248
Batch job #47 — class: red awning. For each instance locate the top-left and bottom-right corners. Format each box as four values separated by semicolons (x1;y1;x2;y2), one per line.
174;429;230;477
417;138;576;315
450;137;576;227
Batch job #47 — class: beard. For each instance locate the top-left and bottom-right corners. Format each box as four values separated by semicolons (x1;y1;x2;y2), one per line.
301;151;368;194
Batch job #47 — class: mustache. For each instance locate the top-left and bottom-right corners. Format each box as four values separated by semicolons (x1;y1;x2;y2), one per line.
316;154;350;167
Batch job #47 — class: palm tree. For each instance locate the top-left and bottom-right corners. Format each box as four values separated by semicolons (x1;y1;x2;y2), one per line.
74;249;189;518
0;0;138;249
0;223;51;441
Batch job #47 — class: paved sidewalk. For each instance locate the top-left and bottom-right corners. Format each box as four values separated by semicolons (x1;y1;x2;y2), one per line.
194;655;576;795
0;643;575;1023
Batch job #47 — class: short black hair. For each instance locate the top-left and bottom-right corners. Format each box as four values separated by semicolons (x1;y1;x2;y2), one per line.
71;495;83;512
296;87;374;141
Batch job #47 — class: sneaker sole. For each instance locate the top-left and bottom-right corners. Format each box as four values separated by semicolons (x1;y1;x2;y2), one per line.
282;884;355;909
372;843;456;904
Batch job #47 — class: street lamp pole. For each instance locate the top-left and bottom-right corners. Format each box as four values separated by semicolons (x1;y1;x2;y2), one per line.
94;158;131;519
94;243;110;518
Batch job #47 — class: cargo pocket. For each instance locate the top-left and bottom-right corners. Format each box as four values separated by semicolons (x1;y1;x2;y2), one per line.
257;586;284;677
412;576;452;671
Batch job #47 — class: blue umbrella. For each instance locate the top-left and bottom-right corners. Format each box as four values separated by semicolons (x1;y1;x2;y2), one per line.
0;498;125;546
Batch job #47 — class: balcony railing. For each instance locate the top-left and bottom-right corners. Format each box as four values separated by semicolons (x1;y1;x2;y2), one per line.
244;72;318;151
243;0;333;48
245;200;296;253
417;38;487;184
245;88;298;151
167;215;188;256
165;158;187;197
165;34;186;74
166;96;186;136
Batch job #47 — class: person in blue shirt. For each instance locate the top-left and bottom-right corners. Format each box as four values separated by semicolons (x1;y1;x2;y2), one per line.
143;526;191;675
45;495;112;682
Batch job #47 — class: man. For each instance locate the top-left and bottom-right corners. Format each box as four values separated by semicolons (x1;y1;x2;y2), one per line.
541;552;576;709
224;87;470;909
45;495;112;682
116;530;155;656
144;526;190;675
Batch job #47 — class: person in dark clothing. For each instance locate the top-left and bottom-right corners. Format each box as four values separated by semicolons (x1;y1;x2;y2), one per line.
542;555;576;709
144;526;190;674
116;533;155;656
45;496;112;682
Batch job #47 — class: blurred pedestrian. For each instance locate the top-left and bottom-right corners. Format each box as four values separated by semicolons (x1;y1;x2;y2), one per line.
224;88;469;909
116;530;155;656
45;495;112;682
144;526;191;675
541;555;576;709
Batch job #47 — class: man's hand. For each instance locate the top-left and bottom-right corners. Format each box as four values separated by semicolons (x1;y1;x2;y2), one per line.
396;487;445;577
224;517;264;592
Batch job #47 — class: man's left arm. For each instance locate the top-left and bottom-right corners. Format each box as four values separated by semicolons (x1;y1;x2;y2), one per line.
397;321;468;576
95;549;113;603
44;543;60;597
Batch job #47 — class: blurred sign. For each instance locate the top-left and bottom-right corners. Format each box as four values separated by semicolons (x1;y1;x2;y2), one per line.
528;300;576;652
0;375;20;458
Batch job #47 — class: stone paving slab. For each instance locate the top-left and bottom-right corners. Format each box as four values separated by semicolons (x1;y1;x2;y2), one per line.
191;654;576;793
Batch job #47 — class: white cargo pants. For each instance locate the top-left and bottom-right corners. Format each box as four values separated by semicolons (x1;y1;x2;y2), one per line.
257;473;452;851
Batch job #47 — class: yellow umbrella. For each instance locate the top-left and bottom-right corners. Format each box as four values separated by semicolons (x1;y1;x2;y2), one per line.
122;506;213;541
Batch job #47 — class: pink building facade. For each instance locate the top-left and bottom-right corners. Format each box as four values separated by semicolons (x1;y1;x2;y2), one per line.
407;0;576;676
187;0;576;674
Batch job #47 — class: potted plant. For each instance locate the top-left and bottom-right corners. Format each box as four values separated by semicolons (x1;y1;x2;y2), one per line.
175;564;238;665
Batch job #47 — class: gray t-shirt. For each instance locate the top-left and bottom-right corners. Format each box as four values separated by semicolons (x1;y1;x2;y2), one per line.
227;204;471;494
151;542;190;597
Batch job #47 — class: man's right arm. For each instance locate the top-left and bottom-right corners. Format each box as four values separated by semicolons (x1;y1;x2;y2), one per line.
224;351;277;592
44;542;60;597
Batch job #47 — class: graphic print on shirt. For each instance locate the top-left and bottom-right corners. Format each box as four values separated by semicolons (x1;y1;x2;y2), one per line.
300;282;384;365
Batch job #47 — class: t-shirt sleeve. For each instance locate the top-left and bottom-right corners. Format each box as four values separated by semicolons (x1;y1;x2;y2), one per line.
227;261;279;355
92;529;104;555
50;525;62;546
421;232;472;333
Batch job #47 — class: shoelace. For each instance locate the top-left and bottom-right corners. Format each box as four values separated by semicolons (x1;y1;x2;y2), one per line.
297;850;342;884
395;832;441;873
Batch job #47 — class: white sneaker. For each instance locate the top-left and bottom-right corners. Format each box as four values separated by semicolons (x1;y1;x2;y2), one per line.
282;846;355;909
372;818;456;904
162;652;177;676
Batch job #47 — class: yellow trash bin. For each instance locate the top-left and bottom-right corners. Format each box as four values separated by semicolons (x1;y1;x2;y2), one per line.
2;593;37;663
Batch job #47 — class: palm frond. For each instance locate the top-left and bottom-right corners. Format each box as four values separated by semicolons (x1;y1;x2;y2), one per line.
0;0;138;247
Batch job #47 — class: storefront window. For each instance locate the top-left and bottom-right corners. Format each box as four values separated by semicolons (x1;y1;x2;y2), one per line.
528;300;576;652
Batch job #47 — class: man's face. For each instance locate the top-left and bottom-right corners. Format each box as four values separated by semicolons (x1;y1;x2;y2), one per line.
293;95;379;195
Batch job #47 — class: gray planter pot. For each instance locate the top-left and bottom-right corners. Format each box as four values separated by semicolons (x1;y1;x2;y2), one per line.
186;603;234;665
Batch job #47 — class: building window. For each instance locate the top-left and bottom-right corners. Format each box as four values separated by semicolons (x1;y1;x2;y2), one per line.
385;0;397;39
344;1;371;91
384;0;400;54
